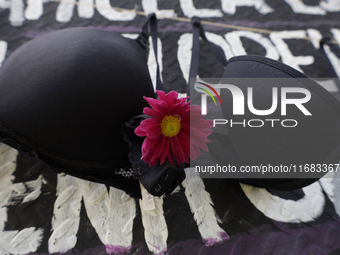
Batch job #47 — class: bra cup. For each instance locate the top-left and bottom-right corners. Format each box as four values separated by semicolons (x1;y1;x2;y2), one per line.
0;28;154;166
221;56;340;171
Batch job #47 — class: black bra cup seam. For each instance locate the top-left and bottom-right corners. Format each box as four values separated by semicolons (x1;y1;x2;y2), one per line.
226;55;340;117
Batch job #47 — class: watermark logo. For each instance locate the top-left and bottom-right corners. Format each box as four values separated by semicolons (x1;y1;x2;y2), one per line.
196;82;223;107
194;80;312;128
196;82;311;116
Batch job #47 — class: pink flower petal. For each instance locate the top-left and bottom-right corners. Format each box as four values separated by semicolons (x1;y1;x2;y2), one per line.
136;90;213;166
156;100;170;115
173;101;190;116
170;137;181;161
173;135;188;163
179;123;190;135
166;91;180;106
142;137;155;155
144;152;154;165
190;143;198;161
177;131;190;157
138;118;159;132
145;125;162;139
167;152;174;166
189;105;202;113
190;136;209;151
193;144;202;158
159;137;169;165
143;107;163;121
198;141;209;152
199;128;213;137
190;127;210;143
143;96;159;111
149;159;158;167
150;136;165;163
156;90;167;101
166;90;178;101
168;102;183;116
135;126;147;137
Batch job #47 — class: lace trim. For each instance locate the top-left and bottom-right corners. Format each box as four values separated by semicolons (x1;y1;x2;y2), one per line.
115;167;135;179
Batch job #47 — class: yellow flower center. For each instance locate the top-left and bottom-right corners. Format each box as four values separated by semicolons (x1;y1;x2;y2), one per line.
160;115;181;137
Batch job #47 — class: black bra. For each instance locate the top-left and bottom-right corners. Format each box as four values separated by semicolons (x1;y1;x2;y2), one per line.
0;15;185;198
0;14;339;196
218;55;340;190
187;18;340;191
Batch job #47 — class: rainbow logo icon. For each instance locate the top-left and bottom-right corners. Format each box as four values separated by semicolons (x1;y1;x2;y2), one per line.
196;82;223;106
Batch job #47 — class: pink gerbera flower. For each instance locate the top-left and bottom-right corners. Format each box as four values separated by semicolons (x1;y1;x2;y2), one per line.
135;90;213;167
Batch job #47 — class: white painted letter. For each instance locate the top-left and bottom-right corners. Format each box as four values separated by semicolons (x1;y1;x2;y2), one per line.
48;174;81;254
221;0;273;15
25;0;43;20
56;0;75;22
182;168;229;246
49;175;136;254
206;32;234;60
0;143;44;254
306;29;322;49
270;30;314;73
148;37;163;91
320;0;340;12
140;197;168;254
9;0;25;26
319;172;340;218
241;182;325;222
331;28;340;44
0;0;11;8
95;0;136;21
179;0;223;18
225;30;279;60
284;0;326;15
78;0;94;19
0;41;8;68
317;28;340;78
178;33;193;84
142;0;175;18
178;33;232;84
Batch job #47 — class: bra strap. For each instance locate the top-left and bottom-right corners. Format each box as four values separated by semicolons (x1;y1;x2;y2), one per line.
319;37;340;78
187;16;228;98
137;14;164;92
